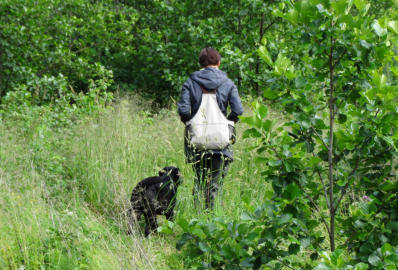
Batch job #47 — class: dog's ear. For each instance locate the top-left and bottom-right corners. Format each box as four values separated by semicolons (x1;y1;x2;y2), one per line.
158;169;166;177
159;167;180;181
159;166;173;177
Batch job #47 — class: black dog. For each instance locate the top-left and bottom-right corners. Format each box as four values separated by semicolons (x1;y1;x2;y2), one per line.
128;166;181;236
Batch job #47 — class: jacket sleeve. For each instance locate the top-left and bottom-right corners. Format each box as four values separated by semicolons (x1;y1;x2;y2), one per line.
227;84;244;122
178;80;192;123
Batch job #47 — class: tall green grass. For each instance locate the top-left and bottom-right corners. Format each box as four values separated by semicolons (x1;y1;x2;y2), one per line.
0;97;270;269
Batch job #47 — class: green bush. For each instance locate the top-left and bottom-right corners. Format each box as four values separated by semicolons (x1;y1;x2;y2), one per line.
0;0;136;100
0;63;113;133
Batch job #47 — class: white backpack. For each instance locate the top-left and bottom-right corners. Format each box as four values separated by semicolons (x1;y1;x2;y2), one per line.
186;88;234;150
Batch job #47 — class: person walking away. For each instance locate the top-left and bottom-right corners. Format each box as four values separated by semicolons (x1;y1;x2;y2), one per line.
178;48;243;209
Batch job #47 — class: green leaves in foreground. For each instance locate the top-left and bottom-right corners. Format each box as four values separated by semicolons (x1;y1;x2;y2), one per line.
240;0;397;268
176;201;320;269
315;245;398;270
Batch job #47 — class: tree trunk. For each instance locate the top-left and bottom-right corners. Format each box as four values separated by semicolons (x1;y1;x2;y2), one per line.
328;32;335;252
237;0;242;89
255;12;264;96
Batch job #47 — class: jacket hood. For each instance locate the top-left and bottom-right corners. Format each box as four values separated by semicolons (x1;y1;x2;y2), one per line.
190;67;228;90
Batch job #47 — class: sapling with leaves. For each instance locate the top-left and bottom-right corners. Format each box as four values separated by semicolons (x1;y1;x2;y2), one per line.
244;0;398;261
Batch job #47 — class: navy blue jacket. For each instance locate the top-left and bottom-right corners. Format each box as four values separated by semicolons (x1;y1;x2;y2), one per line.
178;67;243;160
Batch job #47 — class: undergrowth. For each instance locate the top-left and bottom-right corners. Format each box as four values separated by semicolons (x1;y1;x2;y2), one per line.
2;95;396;269
0;96;268;269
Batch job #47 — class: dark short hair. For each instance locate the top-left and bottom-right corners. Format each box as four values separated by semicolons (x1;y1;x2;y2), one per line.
199;48;221;68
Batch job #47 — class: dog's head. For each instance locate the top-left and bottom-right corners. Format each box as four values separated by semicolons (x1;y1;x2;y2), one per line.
159;166;181;185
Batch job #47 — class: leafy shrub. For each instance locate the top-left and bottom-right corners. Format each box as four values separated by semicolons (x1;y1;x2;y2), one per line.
0;0;136;100
0;63;113;132
176;198;322;269
315;245;398;270
175;1;398;269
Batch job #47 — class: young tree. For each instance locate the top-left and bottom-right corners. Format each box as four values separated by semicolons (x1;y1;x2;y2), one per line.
247;0;398;256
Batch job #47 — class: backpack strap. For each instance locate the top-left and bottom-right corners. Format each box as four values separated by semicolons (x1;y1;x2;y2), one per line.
200;86;217;94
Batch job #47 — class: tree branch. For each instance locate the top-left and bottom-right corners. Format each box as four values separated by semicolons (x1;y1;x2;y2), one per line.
332;48;347;69
297;181;331;235
312;152;330;208
270;146;283;161
313;129;328;150
334;158;360;211
328;23;336;251
263;19;277;32
276;258;295;270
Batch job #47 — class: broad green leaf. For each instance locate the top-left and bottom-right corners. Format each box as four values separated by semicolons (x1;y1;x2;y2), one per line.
284;183;300;200
371;71;387;89
300;237;311;248
157;223;173;234
258;104;268;119
242;128;261;138
385;253;398;264
314;263;331;270
240;212;252;221
261;36;267;46
331;249;345;266
286;8;299;24
263;89;279;100
176;231;196;250
387;221;398;231
278;214;292;225
226;264;240;270
337;179;347;187
283;160;293;172
368;254;381;266
382;181;398;192
288;243;300;254
258;45;272;66
316;4;330;15
320;251;331;261
268;159;282;167
353;0;368;13
240;258;254;268
388;20;398;35
255;156;268;165
331;0;349;16
360;40;371;49
309;156;322;166
221;245;235;259
354;263;369;270
285;66;296;80
176;216;190;231
262;119;274;132
372;20;387;36
381;243;393;256
240;116;262;129
272;8;284;18
337;114;347;124
192;227;206;238
382;136;397;152
198;242;211;253
274;53;294;77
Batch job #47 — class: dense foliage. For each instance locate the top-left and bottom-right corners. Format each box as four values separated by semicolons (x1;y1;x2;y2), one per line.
1;0;397;269
0;0;135;98
175;0;398;269
127;0;278;102
1;0;283;105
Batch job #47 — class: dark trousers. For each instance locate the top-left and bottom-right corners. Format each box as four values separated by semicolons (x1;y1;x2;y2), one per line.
192;153;230;209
